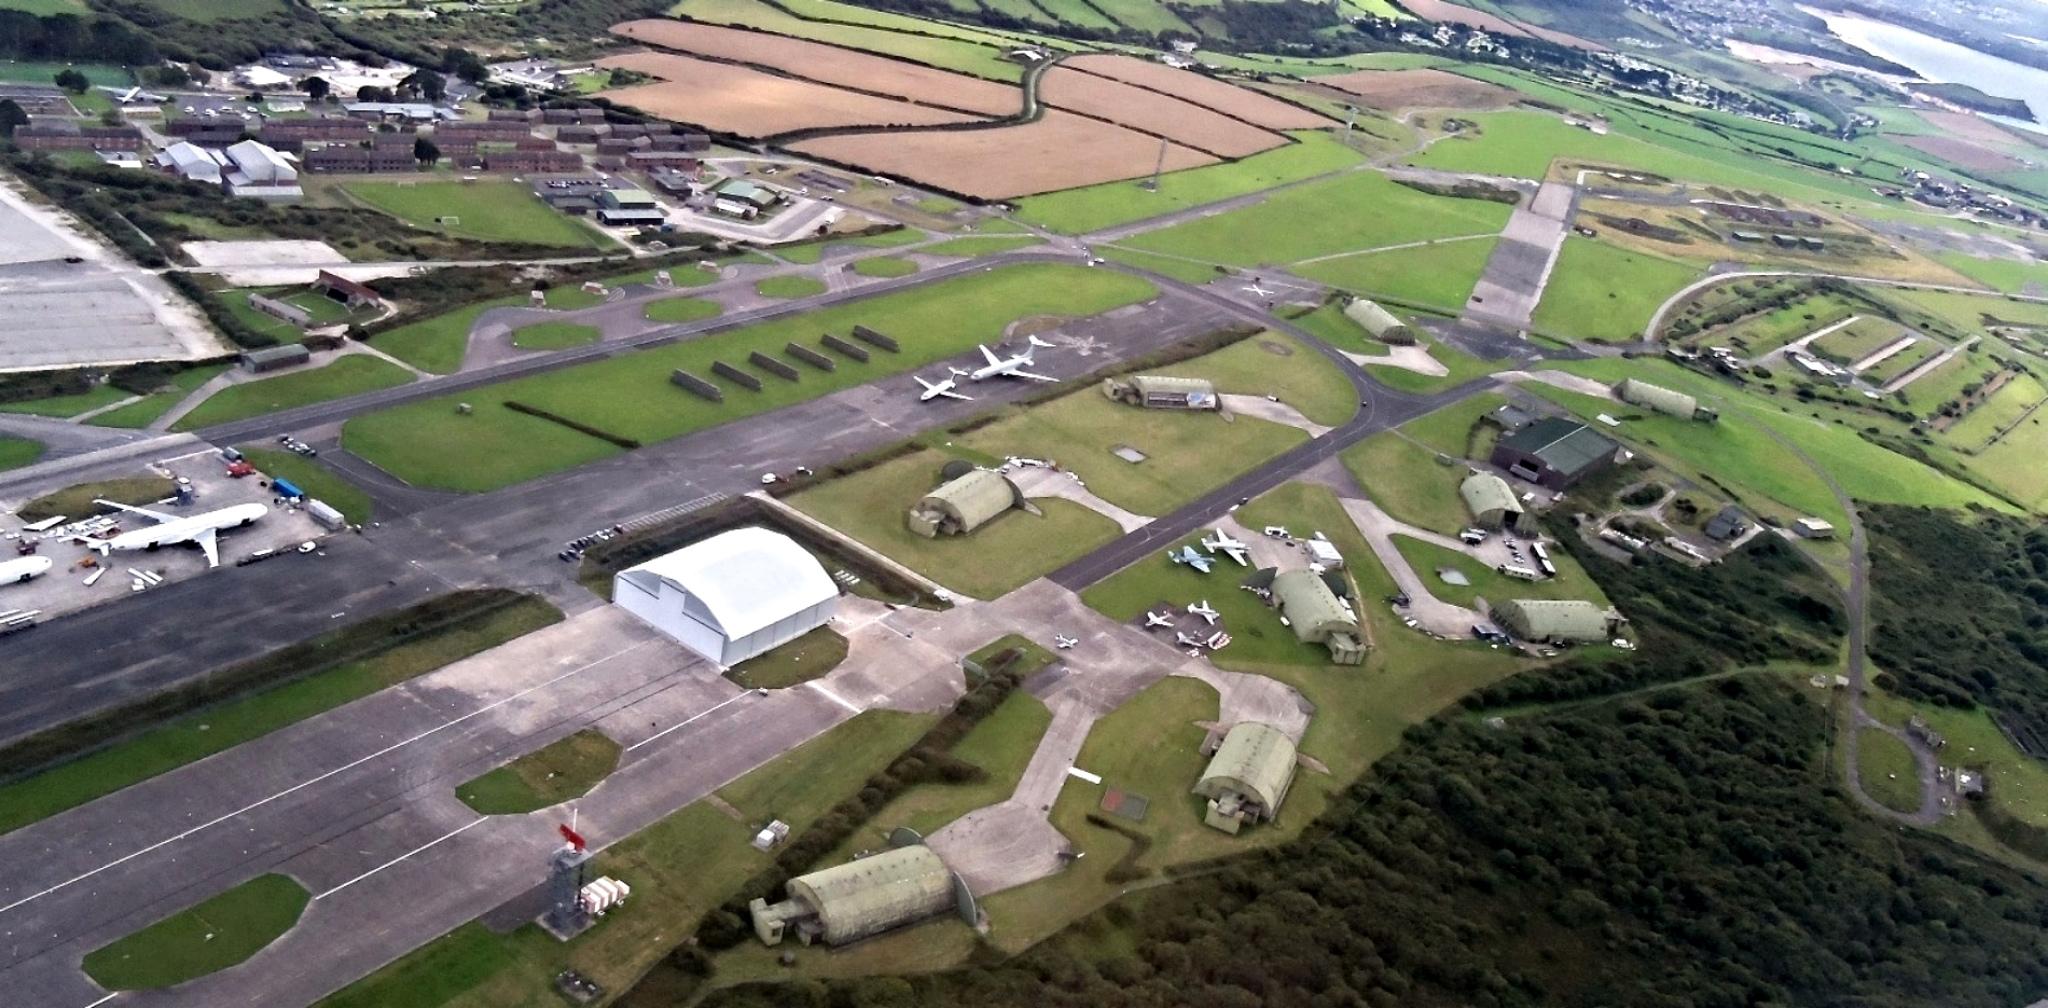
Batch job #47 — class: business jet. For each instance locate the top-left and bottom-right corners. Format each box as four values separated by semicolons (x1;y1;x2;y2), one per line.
91;499;267;568
1201;529;1250;566
966;341;1058;383
1144;610;1176;628
914;375;972;402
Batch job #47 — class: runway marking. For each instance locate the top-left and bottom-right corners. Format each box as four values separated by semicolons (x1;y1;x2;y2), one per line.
625;690;754;753
807;681;863;714
80;993;119;1008
314;818;485;901
0;638;651;919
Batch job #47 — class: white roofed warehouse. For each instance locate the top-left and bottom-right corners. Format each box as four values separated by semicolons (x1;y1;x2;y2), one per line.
612;527;838;666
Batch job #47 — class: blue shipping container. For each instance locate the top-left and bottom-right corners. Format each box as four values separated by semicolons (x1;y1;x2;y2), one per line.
273;478;306;500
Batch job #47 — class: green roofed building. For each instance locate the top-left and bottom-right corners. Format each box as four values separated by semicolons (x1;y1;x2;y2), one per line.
1271;570;1366;665
1342;297;1417;345
1101;374;1219;410
1460;472;1525;531
1193;721;1299;834
1489;416;1619;489
1493;598;1622;644
906;467;1022;538
1615;378;1713;421
749;843;961;946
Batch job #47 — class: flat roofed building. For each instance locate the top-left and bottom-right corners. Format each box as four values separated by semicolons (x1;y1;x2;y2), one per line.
1615;378;1707;421
1794;517;1835;539
1460;472;1525;531
1490;416;1618;489
907;468;1020;538
242;344;311;372
1271;570;1366;665
715;179;779;210
749;844;959;946
612;527;838;666
1493;598;1621;644
1194;721;1298;834
1100;374;1218;410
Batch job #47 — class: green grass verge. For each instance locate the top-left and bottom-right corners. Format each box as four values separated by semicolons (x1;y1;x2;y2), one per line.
1532;237;1702;343
17;475;173;524
458;729;621;815
238;447;373;524
1295;236;1500;312
370;298;523;375
84;874;309;990
920;235;1042;258
173;356;413;431
0;594;561;834
644;296;723;324
756;275;828;299
1856;726;1923;815
343;265;1156;492
90;365;230;429
1098;245;1229;284
728;626;847;689
0;383;133;418
511;321;601;351
1166;331;1358;426
0;435;46;471
1342;431;1468;534
341;180;611;249
851;256;918;278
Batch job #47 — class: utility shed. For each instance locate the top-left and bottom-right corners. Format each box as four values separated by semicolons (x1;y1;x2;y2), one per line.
242;344;311;372
1100;375;1218;410
1342;297;1417;344
906;468;1021;538
1493;598;1621;644
1490;417;1618;489
1271;570;1366;665
1194;721;1298;834
749;844;959;946
613;527;838;666
1614;378;1710;421
1460;472;1525;531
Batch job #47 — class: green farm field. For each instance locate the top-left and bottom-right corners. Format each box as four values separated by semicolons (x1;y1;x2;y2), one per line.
1015;131;1365;234
1532;237;1701;343
790;450;1121;598
341;180;611;249
174;356;413;431
343;265;1157;492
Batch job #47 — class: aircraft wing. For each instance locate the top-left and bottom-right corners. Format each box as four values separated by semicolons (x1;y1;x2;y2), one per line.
980;345;1003;367
1008;369;1059;383
196;528;220;568
939;388;973;401
95;498;176;524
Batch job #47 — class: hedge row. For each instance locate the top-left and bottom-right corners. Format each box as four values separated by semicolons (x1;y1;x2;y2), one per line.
504;400;641;448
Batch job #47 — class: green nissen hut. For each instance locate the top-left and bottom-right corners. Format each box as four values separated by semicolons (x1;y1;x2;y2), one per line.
1343;297;1417;344
1272;570;1366;665
906;468;1021;538
749;844;958;946
1493;598;1622;644
1460;472;1525;531
1194;722;1299;834
1614;378;1713;421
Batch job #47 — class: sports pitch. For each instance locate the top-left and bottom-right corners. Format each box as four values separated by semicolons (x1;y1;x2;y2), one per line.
340;180;613;249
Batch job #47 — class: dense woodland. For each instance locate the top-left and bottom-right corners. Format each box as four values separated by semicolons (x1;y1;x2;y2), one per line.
1866;505;2048;739
698;515;2048;1008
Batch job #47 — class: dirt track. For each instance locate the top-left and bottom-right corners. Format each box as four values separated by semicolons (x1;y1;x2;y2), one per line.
1061;54;1331;129
793;111;1215;199
596;51;983;136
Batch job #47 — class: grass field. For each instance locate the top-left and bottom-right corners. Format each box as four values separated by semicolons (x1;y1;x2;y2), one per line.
1402;391;1509;457
458;729;621;815
1968;415;2048;508
1855;336;1939;386
1082;540;1330;667
1168;331;1357;426
84;875;308;990
1343;430;1470;533
0;58;125;86
239;448;373;524
727;626;847;689
920;235;1043;257
91;365;231;429
368;298;522;375
150;0;287;19
1098;245;1229;284
1947;372;2047;446
756;275;828;299
1532;237;1701;343
1933;252;2048;293
511;321;600;351
1811;316;1907;366
218;286;359;343
1856;726;1923;815
0;595;559;835
1015;131;1366;234
1705;291;1857;353
1863;688;2048;828
1295;235;1500;310
644;296;723;323
0;435;45;471
777;228;926;264
0;383;135;419
956;387;1307;517
173;356;413;431
790;450;1121;597
344;265;1156;492
1361;335;1502;394
851;256;919;278
341;180;611;249
1120;169;1514;269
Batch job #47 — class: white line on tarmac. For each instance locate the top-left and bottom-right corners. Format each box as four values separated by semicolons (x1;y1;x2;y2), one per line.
314;819;485;901
625;690;754;753
80;993;119;1008
806;681;863;715
0;639;650;918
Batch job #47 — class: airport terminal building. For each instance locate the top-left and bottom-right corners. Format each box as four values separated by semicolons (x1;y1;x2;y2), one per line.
613;527;838;666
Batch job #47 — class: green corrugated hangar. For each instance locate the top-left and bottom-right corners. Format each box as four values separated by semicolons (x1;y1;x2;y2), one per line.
1614;378;1714;421
906;467;1023;538
1490;417;1619;489
1342;297;1417;344
1101;374;1219;410
1493;598;1623;644
1460;472;1525;531
749;844;963;946
1194;721;1299;834
1272;570;1366;665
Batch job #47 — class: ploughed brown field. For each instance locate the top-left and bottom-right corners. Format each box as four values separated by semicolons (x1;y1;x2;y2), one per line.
1038;66;1285;159
1899;134;2026;172
610;19;1021;118
1317;67;1520;112
793;111;1215;199
1060;54;1331;130
595;51;985;137
1395;0;1601;50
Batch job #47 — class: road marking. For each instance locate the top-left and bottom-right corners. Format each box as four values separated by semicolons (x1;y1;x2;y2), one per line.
314;819;485;901
80;993;119;1008
0;639;648;918
625;690;754;753
807;680;863;714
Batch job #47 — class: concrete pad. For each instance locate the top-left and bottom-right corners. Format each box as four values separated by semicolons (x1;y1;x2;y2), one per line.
1336;494;1485;636
1220;394;1332;438
181;240;350;268
1008;465;1153;533
925;800;1071;895
1497;369;1617;400
1345;343;1448;376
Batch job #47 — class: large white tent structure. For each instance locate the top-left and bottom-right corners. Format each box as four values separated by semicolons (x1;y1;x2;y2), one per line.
612;527;839;666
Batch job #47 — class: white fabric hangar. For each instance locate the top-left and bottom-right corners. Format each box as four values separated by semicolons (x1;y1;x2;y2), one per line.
613;527;839;666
